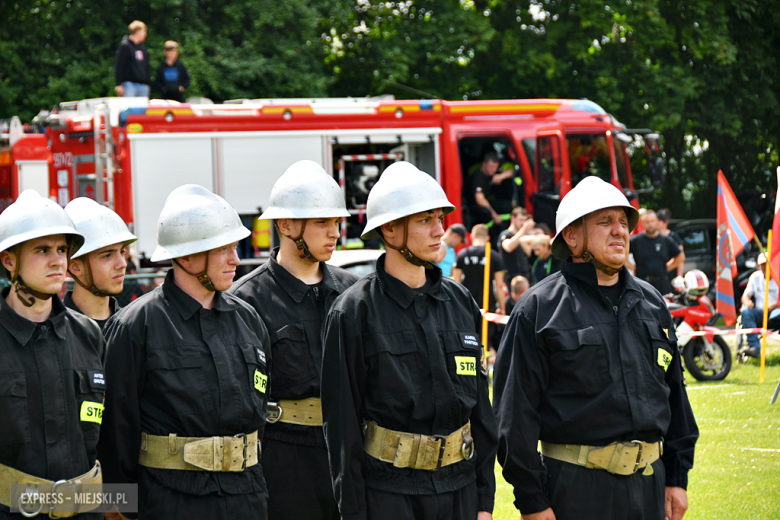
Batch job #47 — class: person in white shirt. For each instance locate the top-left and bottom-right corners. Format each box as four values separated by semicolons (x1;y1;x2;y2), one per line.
740;253;779;357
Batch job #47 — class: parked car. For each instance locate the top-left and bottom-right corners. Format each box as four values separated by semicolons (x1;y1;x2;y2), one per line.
326;249;384;277
671;219;758;305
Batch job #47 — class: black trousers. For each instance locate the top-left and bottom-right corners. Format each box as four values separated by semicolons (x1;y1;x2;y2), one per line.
262;438;339;520
544;457;666;520
138;476;268;520
365;481;477;520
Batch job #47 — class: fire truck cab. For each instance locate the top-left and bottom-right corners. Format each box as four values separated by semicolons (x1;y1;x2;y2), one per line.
1;96;664;262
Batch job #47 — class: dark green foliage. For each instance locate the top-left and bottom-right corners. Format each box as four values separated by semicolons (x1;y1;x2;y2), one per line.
1;0;777;222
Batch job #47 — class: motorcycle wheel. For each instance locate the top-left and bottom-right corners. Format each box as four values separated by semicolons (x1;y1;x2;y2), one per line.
683;336;732;381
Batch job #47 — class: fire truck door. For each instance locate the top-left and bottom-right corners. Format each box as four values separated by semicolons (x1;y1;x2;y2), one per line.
533;128;571;230
16;161;49;198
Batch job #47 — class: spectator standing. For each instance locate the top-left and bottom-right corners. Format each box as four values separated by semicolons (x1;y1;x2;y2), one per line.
529;235;561;285
741;253;779;358
657;208;685;280
628;209;685;294
498;207;534;283
505;275;529;316
114;20;150;97
435;223;467;277
155;41;191;102
452;224;506;315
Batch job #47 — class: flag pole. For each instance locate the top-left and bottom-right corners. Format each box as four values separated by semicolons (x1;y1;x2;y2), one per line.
753;235;779;283
761;230;772;383
482;242;491;366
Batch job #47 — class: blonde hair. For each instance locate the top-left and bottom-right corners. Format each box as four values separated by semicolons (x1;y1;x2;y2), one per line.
164;40;179;50
471;224;489;239
128;20;147;34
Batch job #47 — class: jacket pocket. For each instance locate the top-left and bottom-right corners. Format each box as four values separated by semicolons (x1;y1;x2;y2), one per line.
0;372;29;443
239;343;269;413
269;323;316;391
364;330;421;398
443;331;481;398
74;369;106;446
545;326;610;395
146;346;215;415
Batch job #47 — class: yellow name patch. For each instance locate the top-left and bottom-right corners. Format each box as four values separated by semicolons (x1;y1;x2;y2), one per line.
80;401;104;424
254;370;267;393
657;349;673;372
455;356;477;376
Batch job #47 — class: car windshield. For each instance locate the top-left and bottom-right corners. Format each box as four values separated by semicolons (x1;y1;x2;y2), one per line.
566;133;611;186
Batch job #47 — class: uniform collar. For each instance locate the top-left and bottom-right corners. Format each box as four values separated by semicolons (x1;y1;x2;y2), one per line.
162;269;237;320
375;253;449;309
267;248;344;304
63;290;118;317
0;287;68;345
561;259;643;296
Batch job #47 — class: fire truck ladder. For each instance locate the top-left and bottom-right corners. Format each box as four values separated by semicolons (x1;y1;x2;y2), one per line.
93;104;115;209
338;153;403;247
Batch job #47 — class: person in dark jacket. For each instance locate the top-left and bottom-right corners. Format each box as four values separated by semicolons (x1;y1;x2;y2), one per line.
155;41;190;102
0;190;104;519
493;176;698;520
114;20;150;97
321;161;498;520
230;160;359;520
98;185;271;520
63;198;137;330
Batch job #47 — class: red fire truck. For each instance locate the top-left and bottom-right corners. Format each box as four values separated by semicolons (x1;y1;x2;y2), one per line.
0;96;663;262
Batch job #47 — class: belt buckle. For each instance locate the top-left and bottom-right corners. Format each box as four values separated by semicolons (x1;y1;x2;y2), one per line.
461;430;475;461
430;435;447;472
234;433;249;471
629;440;644;473
48;478;77;519
266;402;282;424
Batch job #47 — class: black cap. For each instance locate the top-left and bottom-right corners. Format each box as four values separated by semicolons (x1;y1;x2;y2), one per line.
449;223;467;240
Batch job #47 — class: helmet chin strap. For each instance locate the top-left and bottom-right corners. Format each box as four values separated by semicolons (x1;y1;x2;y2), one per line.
173;255;216;291
383;217;433;269
9;245;56;308
69;255;112;298
571;217;623;276
277;220;320;263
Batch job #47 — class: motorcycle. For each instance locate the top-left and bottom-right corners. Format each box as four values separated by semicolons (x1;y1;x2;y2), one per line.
665;271;732;381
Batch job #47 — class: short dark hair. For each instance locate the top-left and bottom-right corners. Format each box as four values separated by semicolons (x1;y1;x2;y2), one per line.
483;151;499;164
657;208;671;222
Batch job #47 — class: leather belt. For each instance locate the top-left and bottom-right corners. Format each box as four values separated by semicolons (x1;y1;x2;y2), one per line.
540;440;661;475
266;398;322;426
363;421;474;471
0;461;102;518
138;431;260;472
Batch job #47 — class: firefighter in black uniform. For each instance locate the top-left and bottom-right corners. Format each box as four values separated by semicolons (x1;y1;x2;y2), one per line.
0;190;104;519
230;160;359;520
98;185;271;520
493;176;699;520
63;198;137;330
321;161;498;520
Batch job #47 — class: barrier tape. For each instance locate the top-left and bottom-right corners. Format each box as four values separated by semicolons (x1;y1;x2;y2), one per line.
479;310;775;337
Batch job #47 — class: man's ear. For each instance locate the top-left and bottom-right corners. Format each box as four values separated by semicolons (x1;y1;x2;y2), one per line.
68;257;84;276
276;218;303;238
0;251;14;273
562;221;582;255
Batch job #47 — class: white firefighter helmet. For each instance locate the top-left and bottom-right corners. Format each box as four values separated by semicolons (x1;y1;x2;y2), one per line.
361;161;454;240
0;190;84;254
551;176;639;260
66;198;137;259
684;269;709;297
151;185;250;262
260;160;349;220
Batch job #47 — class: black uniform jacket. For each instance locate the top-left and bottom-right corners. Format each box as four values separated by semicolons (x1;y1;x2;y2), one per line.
97;270;271;496
63;290;119;331
493;260;699;515
321;254;498;520
0;289;104;514
228;249;359;447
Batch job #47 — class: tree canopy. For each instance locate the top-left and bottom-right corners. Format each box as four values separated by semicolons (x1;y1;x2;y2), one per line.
1;0;777;228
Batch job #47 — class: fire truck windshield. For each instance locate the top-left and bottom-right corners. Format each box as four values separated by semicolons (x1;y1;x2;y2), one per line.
567;133;611;186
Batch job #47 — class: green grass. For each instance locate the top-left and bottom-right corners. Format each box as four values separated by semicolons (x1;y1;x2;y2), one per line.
491;338;780;519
